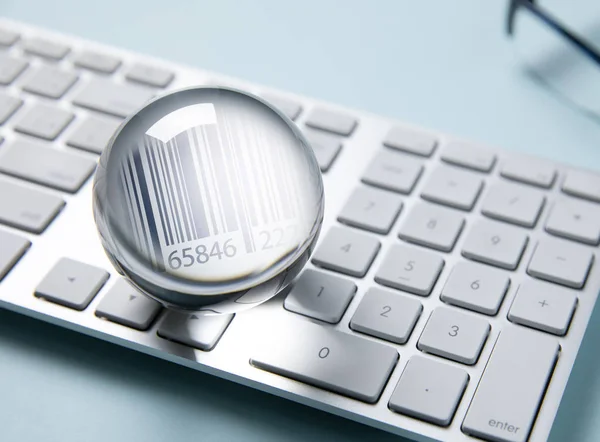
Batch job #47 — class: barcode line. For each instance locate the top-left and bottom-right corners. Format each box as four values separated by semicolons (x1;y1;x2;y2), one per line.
190;128;217;236
173;133;199;241
167;139;193;242
156;137;182;244
180;130;210;239
144;141;172;247
200;126;227;235
122;158;150;259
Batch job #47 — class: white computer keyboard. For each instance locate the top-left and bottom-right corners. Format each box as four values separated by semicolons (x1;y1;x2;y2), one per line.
0;18;599;442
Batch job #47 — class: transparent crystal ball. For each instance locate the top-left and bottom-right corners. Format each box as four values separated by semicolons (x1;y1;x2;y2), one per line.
93;87;324;314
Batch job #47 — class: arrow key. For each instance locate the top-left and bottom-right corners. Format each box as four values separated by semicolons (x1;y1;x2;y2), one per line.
158;310;234;351
95;279;162;330
35;258;109;310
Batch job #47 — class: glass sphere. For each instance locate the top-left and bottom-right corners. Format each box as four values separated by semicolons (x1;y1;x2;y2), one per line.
93;86;324;314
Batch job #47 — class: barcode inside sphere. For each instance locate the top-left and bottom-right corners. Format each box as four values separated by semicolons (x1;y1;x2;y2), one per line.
120;118;303;270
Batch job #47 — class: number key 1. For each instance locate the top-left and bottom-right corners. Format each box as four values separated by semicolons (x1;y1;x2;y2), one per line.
350;287;423;344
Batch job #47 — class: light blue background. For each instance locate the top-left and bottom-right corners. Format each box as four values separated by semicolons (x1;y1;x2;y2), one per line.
1;1;600;441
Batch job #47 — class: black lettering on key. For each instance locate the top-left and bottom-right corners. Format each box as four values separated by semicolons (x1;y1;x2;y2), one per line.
318;347;330;359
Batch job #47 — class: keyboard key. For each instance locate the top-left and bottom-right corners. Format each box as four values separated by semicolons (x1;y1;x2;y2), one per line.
66;115;121;154
375;244;444;296
262;93;302;120
14;103;74;140
389;356;468;426
383;126;437;157
350;287;422;344
337;186;403;234
304;129;342;172
0;139;96;193
441;261;510;315
157;311;234;351
462;326;559;442
35;258;109;310
398;201;465;252
0;93;23;124
527;238;593;288
545;198;600;245
421;166;483;211
508;279;577;336
481;181;545;228
23;37;69;60
95;279;162;330
126;63;174;87
251;319;398;403
22;65;78;99
562;170;600;202
0;230;30;281
305;107;357;136
0;53;28;85
73;78;154;118
284;269;356;323
500;159;556;188
73;50;121;74
462;220;528;270
312;226;380;277
362;149;423;194
0;27;19;46
418;307;490;365
0;177;65;233
441;141;496;172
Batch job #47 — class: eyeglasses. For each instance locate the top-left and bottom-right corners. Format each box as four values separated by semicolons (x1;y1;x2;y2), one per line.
506;0;600;121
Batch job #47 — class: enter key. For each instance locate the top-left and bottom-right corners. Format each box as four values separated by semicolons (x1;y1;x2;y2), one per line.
462;326;559;442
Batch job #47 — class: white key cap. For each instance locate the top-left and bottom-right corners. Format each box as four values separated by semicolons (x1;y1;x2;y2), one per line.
0;230;30;281
562;170;600;202
73;50;121;73
501;159;556;188
0;27;19;46
312;226;380;277
350;287;422;344
284;269;356;323
421;166;483;211
462;326;559;442
126;63;174;87
14;103;74;140
527;238;593;288
251;318;398;403
35;258;109;310
338;186;403;234
462;220;528;270
0;93;22;124
398;202;465;252
66;115;121;154
545;198;600;245
441;261;510;315
383;126;437;157
95;279;162;331
73;78;154;118
389;356;468;426
481;181;545;227
0;139;96;193
158;311;234;351
375;244;444;296
22;65;78;99
508;279;577;336
418;307;490;365
305;107;357;136
0;53;28;85
362;149;424;194
23;37;69;60
304;129;342;172
0;177;65;233
261;93;302;120
441;141;496;172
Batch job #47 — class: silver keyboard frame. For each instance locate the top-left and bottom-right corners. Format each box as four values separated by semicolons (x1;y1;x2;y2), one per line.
1;18;599;442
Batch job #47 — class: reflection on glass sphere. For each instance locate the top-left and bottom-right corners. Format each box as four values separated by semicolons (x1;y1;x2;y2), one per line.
93;87;324;314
